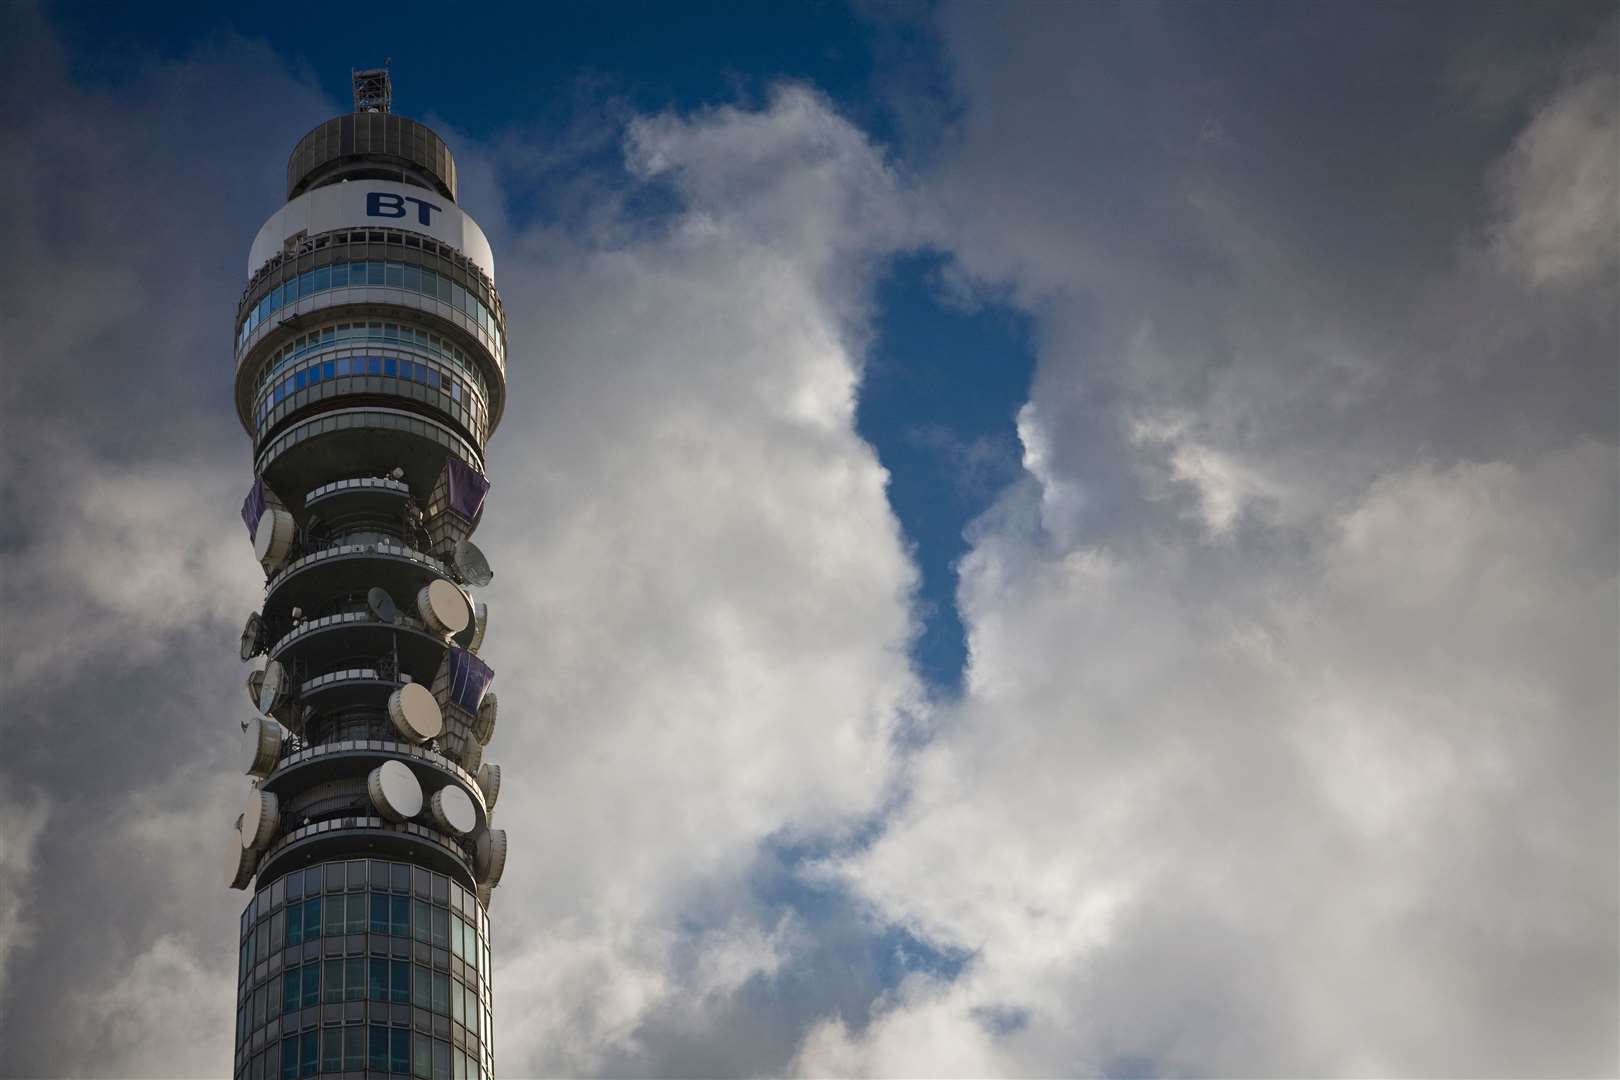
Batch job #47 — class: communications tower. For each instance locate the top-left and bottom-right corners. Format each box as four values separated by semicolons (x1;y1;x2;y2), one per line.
229;69;507;1080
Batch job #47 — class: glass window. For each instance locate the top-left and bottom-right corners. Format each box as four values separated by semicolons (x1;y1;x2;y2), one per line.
258;917;271;956
299;1030;317;1078
323;959;343;1003
371;892;390;934
302;962;320;1008
414;1032;432;1079
385;262;403;287
454;1047;465;1080
369;1025;389;1072
321;1027;342;1072
383;358;397;378
391;959;410;1004
414;900;430;943
367;356;382;376
450;916;465;959
433;1039;450;1080
321;361;334;381
392;895;410;936
282;968;299;1014
295;370;307;391
391;1028;410;1074
452;978;464;1026
348;860;367;890
303;898;321;941
430;908;448;948
344;1027;364;1071
347;893;367;933
324;899;344;937
310;266;330;293
345;957;365;1002
280;1035;298;1080
402;265;420;292
412;963;431;1010
272;877;287;907
432;971;449;1015
270;910;285;949
370;958;388;1001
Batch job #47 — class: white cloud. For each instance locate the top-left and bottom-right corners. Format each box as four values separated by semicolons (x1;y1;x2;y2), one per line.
803;441;1618;1078
471;85;922;1074
1492;68;1619;287
0;785;49;1005
795;7;1618;1076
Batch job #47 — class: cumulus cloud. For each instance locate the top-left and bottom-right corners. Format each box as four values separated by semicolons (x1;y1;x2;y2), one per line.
1492;67;1619;287
797;4;1617;1076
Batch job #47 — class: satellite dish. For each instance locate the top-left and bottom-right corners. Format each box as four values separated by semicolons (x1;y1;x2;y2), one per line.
388;682;443;742
417;580;471;635
241;788;280;851
241;716;285;777
239;612;264;661
246;669;265;709
366;587;398;624
460;737;484;775
473;692;497;745
257;660;289;714
473;827;507;886
451;540;494;587
476;762;501;811
253;508;295;570
429;785;477;835
368;760;424;822
229;826;258;889
466;601;489;654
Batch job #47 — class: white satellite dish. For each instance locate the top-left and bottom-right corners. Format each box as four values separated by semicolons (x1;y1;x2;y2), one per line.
368;760;424;822
466;600;489;654
246;669;265;709
240;612;264;661
229;826;258;889
417;580;471;635
253;508;295;570
367;587;398;624
451;540;494;587
241;788;280;851
473;692;497;745
476;762;501;811
460;737;484;775
388;682;443;742
258;659;290;714
429;785;476;835
473;827;507;886
241;715;285;777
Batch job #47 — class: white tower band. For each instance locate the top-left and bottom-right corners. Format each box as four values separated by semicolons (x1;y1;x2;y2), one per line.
230;69;507;1080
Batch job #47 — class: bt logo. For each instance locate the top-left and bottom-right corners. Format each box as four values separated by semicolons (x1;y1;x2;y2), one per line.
367;191;443;226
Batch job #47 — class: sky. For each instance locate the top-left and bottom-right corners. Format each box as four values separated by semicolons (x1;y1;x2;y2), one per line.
0;1;1616;1076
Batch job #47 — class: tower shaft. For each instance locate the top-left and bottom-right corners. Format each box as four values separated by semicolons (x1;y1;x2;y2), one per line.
229;82;508;1080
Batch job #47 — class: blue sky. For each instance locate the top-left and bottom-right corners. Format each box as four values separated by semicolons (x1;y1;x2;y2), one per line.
1;2;1616;1076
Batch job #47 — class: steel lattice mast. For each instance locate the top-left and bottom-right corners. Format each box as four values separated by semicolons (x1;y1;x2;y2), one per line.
229;68;507;1080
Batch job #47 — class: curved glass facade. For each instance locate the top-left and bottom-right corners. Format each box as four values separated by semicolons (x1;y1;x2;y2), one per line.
252;350;490;448
238;259;502;351
235;859;492;1080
